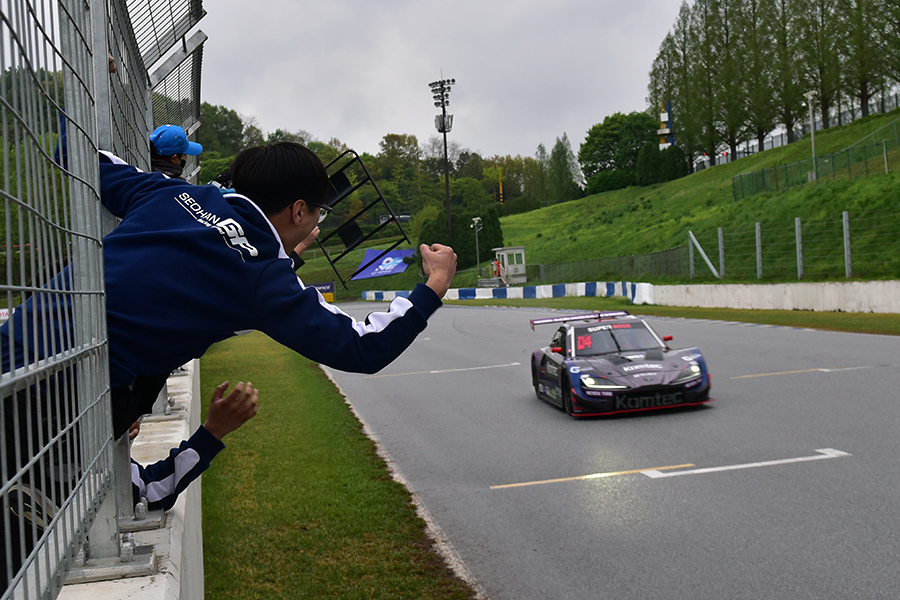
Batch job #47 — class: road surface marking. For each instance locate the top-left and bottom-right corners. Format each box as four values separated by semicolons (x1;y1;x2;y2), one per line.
490;464;695;490
365;362;521;379
642;448;850;478
732;365;876;379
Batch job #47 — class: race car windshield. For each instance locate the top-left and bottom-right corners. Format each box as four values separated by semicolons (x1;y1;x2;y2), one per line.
574;324;662;356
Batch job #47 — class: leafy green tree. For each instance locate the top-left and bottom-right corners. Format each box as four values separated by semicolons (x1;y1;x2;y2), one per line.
636;142;662;186
715;0;750;157
456;151;484;180
417;205;503;270
479;204;504;257
451;177;492;212
531;143;551;205
375;133;420;181
549;133;582;202
670;2;703;164
796;0;842;128
586;170;636;195
197;152;233;186
579;112;656;188
886;0;900;84
838;0;885;118
772;0;807;143
744;0;779;148
265;128;313;145
660;145;689;181
691;0;724;162
241;116;265;148
198;103;244;155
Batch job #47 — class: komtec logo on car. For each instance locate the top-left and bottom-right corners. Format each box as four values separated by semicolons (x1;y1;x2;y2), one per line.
615;391;684;410
623;363;663;372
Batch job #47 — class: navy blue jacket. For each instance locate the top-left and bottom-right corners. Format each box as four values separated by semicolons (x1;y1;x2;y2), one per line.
2;152;442;388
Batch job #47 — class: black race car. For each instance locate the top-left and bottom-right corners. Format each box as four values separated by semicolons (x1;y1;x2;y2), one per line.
530;311;712;417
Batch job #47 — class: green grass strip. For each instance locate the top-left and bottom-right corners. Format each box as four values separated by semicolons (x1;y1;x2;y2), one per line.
200;332;475;600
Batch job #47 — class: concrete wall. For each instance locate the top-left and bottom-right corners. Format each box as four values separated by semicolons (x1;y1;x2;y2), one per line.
362;280;899;314
650;280;900;313
58;361;204;600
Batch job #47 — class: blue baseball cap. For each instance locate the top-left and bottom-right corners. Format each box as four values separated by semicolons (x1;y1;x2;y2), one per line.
149;125;203;156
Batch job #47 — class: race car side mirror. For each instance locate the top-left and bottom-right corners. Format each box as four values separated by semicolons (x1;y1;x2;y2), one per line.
663;335;673;342
551;346;563;354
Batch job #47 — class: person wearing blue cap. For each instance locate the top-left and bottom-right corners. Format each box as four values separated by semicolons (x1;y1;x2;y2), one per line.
149;124;203;179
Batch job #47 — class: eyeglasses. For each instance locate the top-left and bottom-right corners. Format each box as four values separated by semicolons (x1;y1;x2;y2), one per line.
316;204;331;224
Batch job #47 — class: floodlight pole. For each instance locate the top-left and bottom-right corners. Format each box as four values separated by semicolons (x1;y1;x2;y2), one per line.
429;77;455;237
804;90;817;182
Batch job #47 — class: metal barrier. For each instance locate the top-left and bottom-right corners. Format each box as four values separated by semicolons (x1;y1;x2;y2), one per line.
733;117;900;201
1;1;204;597
528;208;900;285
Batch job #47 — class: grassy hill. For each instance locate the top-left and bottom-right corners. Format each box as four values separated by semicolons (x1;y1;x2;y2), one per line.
302;109;900;298
500;109;900;272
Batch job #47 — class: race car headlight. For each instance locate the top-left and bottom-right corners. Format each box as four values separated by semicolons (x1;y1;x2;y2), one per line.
580;375;627;390
672;364;702;383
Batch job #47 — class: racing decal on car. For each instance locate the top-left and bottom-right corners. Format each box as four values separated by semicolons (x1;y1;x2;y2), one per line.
614;391;684;410
576;334;593;350
582;389;614;398
622;363;664;372
539;383;560;401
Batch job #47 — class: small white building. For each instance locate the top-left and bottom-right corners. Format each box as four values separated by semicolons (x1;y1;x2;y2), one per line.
492;246;527;285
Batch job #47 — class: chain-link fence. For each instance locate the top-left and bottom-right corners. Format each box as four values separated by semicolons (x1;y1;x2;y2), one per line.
1;0;204;597
528;209;900;285
688;209;900;281
733;117;900;201
528;246;690;284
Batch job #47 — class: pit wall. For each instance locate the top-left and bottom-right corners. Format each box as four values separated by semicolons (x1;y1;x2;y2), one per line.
362;280;900;314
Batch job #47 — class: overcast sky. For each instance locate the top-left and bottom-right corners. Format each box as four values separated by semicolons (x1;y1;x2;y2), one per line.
199;1;682;159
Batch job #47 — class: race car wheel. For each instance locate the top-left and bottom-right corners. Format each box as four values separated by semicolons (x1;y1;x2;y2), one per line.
531;364;541;399
562;376;575;416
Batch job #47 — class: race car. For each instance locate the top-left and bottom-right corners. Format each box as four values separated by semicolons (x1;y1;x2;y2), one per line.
530;311;712;417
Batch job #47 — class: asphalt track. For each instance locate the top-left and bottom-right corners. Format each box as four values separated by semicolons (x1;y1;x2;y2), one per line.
327;302;900;600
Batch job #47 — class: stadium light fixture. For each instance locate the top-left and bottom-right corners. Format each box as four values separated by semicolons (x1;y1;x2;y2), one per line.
428;77;455;236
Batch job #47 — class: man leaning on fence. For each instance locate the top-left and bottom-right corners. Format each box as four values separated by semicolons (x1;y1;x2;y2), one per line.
1;141;456;588
1;138;456;456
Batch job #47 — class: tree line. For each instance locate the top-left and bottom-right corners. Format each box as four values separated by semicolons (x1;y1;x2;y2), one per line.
648;0;900;166
196;102;588;269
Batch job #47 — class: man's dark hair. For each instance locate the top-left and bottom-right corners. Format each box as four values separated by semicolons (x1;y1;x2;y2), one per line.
230;142;329;216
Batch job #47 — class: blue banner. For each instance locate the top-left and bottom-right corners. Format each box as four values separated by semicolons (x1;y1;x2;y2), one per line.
351;249;416;280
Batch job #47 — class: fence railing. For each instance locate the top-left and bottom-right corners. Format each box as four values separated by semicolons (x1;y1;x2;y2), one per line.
695;90;900;172
529;246;691;283
1;1;205;598
528;209;899;285
732;117;900;201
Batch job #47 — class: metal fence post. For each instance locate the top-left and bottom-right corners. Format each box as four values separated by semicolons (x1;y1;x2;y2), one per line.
795;217;803;280
688;235;695;280
885;140;889;174
756;222;762;279
843;211;852;279
718;227;724;278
